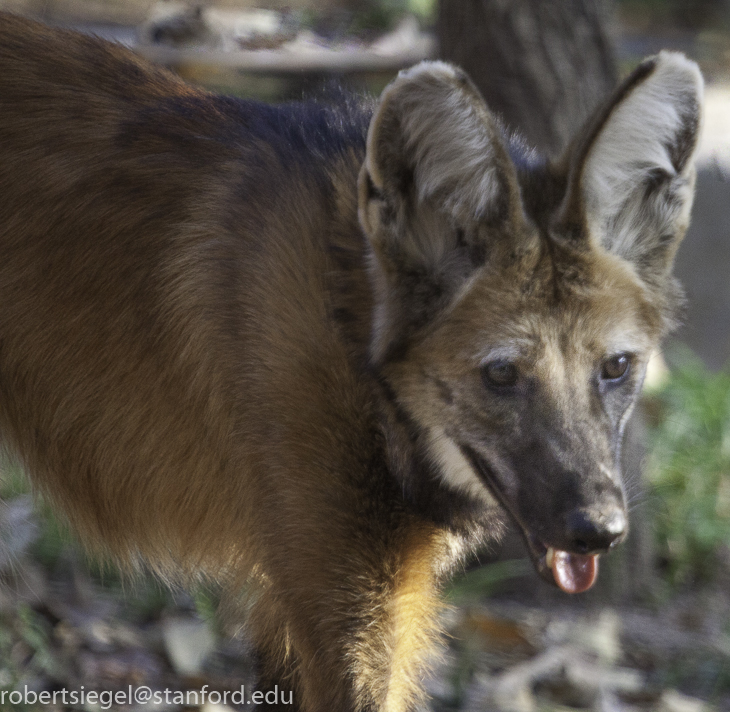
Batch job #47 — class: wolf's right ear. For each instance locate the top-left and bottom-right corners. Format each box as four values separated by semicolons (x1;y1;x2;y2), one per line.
359;62;524;362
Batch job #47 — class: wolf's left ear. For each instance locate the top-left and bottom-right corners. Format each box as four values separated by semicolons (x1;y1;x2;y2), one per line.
559;51;703;285
359;62;524;362
360;61;521;231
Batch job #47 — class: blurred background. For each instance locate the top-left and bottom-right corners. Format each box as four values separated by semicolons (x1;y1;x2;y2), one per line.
0;0;729;710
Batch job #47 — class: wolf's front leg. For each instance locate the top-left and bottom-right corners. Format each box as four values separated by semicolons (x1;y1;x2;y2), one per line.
247;519;448;712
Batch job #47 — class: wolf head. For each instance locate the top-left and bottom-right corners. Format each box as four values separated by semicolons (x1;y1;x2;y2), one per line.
359;54;703;592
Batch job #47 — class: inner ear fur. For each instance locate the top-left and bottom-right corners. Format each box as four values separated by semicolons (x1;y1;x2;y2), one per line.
558;51;703;286
358;61;523;269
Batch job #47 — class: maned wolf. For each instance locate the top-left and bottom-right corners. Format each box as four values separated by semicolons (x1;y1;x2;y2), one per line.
0;12;703;712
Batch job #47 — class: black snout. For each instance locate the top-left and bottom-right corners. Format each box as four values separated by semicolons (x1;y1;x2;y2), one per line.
565;508;627;554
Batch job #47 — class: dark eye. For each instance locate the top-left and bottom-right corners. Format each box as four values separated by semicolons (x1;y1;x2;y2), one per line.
601;354;631;382
482;360;519;389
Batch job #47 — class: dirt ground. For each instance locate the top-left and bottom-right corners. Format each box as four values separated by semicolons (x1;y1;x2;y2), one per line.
2;500;729;711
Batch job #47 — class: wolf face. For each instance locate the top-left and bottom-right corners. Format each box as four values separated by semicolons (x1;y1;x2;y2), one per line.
359;56;702;593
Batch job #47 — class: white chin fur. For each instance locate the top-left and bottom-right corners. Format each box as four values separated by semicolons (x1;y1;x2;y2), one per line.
427;427;499;506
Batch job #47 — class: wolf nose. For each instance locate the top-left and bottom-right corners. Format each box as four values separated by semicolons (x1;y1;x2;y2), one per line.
565;508;627;554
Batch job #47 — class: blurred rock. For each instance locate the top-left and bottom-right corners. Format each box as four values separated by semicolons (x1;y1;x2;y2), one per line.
141;3;288;50
370;16;434;58
659;690;708;712
163;615;216;676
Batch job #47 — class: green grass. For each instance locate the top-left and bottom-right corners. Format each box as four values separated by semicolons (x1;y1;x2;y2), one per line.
645;350;730;588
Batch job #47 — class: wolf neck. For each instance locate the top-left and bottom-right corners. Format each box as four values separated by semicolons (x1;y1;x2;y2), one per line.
379;377;496;550
319;155;492;552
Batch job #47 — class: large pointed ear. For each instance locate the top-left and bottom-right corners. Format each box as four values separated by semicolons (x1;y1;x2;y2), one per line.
559;52;703;286
358;61;524;362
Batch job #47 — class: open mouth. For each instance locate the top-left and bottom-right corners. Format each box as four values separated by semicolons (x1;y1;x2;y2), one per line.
460;445;600;594
523;531;599;594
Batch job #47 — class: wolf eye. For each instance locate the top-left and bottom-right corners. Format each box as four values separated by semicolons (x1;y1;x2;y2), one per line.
482;360;519;389
601;354;631;382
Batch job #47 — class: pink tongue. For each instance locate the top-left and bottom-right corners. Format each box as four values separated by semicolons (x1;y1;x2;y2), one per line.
552;550;598;594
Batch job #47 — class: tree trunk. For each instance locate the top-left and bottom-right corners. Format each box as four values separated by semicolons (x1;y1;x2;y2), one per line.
438;0;617;155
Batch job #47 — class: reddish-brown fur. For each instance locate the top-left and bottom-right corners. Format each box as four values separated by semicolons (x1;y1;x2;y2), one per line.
0;13;702;711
